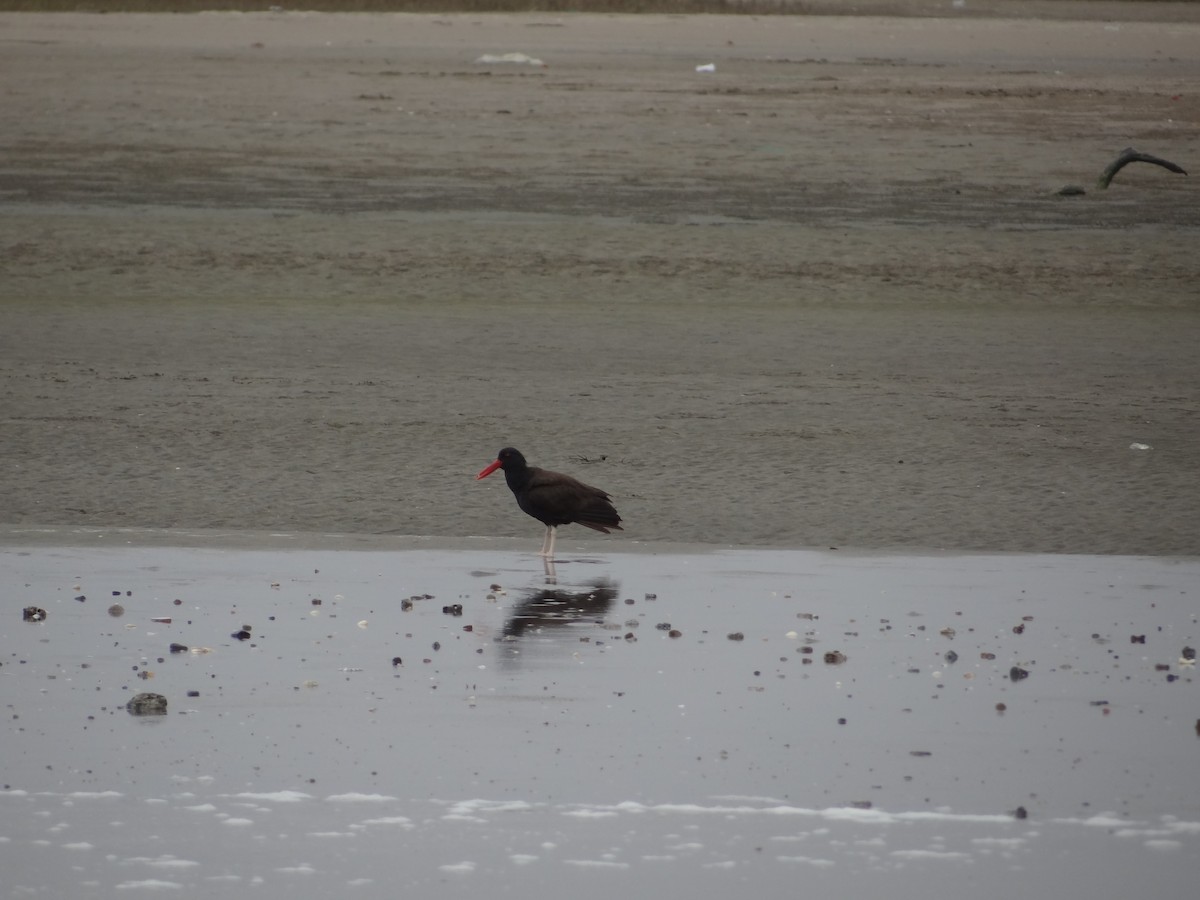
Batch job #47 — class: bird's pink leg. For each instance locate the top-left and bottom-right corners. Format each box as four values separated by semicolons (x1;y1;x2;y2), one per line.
541;526;557;559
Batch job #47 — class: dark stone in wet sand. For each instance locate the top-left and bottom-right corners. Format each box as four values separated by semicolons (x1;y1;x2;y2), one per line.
187;690;200;697
656;623;672;631
1183;646;1196;661
169;643;189;653
1010;666;1030;681
727;632;745;641
391;657;403;667
824;651;847;665
944;650;958;664
232;629;252;641
669;629;682;638
1014;806;1028;819
1130;634;1146;644
443;604;463;616
127;693;168;715
23;606;47;622
108;604;124;617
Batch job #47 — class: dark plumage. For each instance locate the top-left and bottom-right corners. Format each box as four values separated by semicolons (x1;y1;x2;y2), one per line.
476;447;623;557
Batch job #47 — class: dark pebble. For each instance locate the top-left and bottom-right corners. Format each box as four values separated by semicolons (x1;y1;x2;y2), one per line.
655;623;672;631
1010;666;1030;681
727;632;745;642
1183;646;1196;661
391;657;403;667
311;598;322;606
169;643;189;653
1014;806;1028;819
824;651;847;665
443;604;463;616
232;630;251;641
644;593;657;601
1130;635;1146;644
944;650;958;664
186;690;200;698
463;624;473;632
996;703;1007;712
108;605;124;617
401;599;414;611
22;606;47;622
126;693;168;716
432;642;441;651
910;750;933;757
1013;623;1025;635
981;652;996;660
849;800;871;809
624;632;637;642
75;595;86;602
669;630;682;639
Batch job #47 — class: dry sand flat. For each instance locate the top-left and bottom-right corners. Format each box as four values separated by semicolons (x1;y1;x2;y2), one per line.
2;8;1199;553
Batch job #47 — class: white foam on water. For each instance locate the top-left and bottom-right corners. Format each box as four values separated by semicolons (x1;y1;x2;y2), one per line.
230;791;314;803
276;864;318;874
114;880;184;891
777;855;836;867
123;856;200;870
889;849;973;861
438;861;476;873
325;793;396;803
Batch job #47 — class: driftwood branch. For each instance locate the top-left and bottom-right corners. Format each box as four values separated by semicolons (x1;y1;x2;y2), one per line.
1097;147;1188;189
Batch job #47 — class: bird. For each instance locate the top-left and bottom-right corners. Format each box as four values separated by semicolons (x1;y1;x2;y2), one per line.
476;447;622;558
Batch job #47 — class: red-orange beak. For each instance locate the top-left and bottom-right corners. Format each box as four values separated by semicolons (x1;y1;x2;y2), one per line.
476;459;502;480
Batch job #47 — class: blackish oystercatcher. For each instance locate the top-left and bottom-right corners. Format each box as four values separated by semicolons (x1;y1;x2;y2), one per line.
476;447;623;558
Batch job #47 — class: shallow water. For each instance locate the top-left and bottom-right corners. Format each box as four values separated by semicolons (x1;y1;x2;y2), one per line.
3;536;1197;897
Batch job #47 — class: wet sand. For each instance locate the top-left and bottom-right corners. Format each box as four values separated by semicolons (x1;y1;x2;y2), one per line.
3;537;1198;896
2;8;1199;554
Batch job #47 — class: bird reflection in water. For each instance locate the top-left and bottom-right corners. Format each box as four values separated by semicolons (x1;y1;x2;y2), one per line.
502;577;619;641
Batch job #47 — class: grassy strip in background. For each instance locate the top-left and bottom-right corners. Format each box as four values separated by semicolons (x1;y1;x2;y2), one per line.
0;0;810;13
1;0;1195;18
